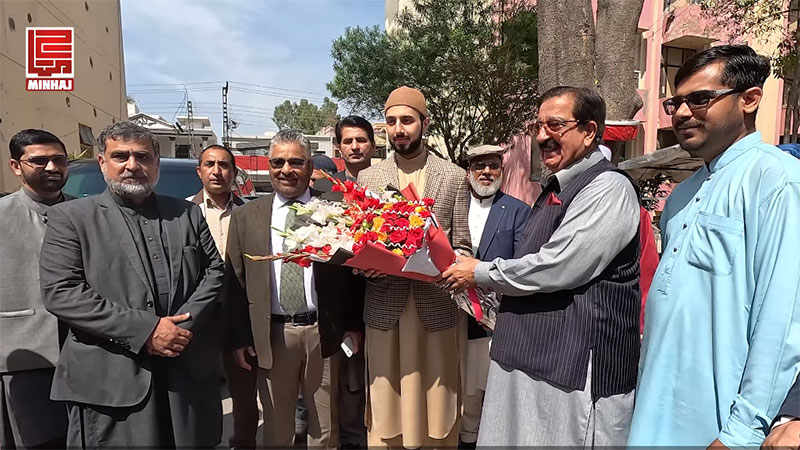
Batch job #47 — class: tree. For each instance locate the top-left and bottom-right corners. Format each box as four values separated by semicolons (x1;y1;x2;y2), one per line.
537;0;644;120
327;0;539;162
272;97;341;135
535;0;644;177
698;0;800;143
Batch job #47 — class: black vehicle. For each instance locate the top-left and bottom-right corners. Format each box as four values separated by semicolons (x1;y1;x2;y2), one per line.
62;158;254;199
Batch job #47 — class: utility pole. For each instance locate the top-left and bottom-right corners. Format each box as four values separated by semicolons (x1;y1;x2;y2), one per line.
222;82;230;148
187;100;195;157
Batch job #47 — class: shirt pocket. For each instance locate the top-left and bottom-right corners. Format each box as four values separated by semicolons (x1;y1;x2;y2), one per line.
686;212;744;276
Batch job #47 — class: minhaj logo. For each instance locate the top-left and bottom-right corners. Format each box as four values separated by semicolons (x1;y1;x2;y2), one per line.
26;27;74;91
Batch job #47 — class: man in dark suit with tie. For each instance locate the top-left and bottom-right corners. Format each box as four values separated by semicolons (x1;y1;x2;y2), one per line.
39;121;225;448
459;145;529;448
226;129;362;448
763;378;800;449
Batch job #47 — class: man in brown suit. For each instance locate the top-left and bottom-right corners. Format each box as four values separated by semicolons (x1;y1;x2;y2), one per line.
357;86;472;448
225;129;362;448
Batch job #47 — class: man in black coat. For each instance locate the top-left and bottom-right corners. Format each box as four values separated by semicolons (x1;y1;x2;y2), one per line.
40;122;225;448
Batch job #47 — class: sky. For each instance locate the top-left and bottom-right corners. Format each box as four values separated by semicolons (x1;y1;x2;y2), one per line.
120;0;386;139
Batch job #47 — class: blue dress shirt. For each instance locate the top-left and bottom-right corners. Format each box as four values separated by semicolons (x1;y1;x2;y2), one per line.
629;132;800;447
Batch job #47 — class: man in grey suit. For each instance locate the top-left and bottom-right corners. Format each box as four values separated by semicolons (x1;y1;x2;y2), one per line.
40;121;225;448
0;129;71;449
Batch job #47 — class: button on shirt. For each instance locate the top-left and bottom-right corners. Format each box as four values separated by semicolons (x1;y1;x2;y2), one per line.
468;194;494;254
629;132;800;447
270;189;318;315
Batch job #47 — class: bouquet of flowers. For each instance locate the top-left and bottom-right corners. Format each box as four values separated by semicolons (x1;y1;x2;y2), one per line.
245;175;499;327
246;175;455;279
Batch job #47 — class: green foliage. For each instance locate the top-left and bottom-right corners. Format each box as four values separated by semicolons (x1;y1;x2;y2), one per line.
698;0;799;79
639;172;674;211
272;97;340;135
327;0;539;162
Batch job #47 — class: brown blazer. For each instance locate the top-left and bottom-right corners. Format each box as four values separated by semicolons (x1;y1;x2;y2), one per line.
357;152;472;332
224;190;362;370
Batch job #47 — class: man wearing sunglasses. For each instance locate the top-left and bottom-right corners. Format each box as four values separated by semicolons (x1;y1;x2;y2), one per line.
629;45;800;447
226;129;362;448
0;129;71;449
442;86;641;447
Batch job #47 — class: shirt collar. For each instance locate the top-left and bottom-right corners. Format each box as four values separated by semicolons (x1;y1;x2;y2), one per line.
547;148;605;191
203;189;233;210
276;188;312;207
470;192;496;206
707;131;762;173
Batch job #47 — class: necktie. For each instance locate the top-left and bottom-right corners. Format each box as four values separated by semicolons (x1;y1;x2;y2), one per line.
279;201;306;314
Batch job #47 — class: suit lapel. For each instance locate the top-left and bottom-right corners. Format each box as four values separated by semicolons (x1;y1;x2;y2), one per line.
158;197;184;311
257;194;274;257
478;192;506;259
98;191;151;293
385;155;401;191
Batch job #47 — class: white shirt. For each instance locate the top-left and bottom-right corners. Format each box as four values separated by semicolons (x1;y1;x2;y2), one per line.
468;193;495;254
270;188;318;315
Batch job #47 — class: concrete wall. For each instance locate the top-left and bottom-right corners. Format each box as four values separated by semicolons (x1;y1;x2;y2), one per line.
0;0;127;193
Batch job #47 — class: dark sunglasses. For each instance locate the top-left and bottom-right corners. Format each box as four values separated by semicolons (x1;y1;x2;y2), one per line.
270;158;308;169
470;161;501;171
662;88;742;115
18;155;69;168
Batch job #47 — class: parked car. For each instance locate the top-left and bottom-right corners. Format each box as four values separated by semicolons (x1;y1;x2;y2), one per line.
62;158;255;199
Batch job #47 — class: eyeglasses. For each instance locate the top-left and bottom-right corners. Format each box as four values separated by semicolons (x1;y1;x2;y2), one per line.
662;88;742;115
270;158;308;169
469;161;501;171
530;119;586;135
18;155;69;168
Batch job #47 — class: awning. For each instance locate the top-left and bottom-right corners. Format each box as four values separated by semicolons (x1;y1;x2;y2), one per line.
603;120;640;141
618;144;704;182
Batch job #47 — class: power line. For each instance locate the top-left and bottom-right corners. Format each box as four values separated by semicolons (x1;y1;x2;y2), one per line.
229;81;329;98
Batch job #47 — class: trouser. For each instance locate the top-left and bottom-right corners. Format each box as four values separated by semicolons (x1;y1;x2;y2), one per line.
0;368;68;448
222;349;259;448
338;350;366;447
257;322;339;449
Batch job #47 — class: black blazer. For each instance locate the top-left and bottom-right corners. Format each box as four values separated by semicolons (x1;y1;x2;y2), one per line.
40;190;225;408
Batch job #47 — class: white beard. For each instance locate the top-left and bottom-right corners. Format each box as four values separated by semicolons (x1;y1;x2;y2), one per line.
469;172;502;198
102;169;158;199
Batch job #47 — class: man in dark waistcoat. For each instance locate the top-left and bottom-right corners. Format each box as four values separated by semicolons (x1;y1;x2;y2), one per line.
442;86;641;447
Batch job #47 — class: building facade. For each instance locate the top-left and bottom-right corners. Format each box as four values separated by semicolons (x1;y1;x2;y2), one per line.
0;0;127;193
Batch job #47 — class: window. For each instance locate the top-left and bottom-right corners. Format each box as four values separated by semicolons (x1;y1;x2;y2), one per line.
175;144;190;158
78;124;95;158
660;46;696;98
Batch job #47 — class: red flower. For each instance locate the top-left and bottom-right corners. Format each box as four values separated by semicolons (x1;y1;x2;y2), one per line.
382;211;398;222
395;217;410;228
423;198;434;207
389;229;407;244
408;227;424;240
402;244;417;256
321;244;332;255
352;241;364;254
418;209;432;218
366;231;379;242
297;257;312;267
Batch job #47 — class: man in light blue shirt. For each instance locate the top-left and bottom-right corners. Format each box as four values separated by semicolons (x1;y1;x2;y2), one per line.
629;45;800;447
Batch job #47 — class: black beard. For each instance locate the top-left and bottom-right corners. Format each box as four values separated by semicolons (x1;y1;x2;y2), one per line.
391;133;424;156
24;173;65;193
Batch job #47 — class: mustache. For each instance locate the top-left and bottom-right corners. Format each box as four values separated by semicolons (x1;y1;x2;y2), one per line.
674;117;702;129
540;139;560;151
120;171;146;180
